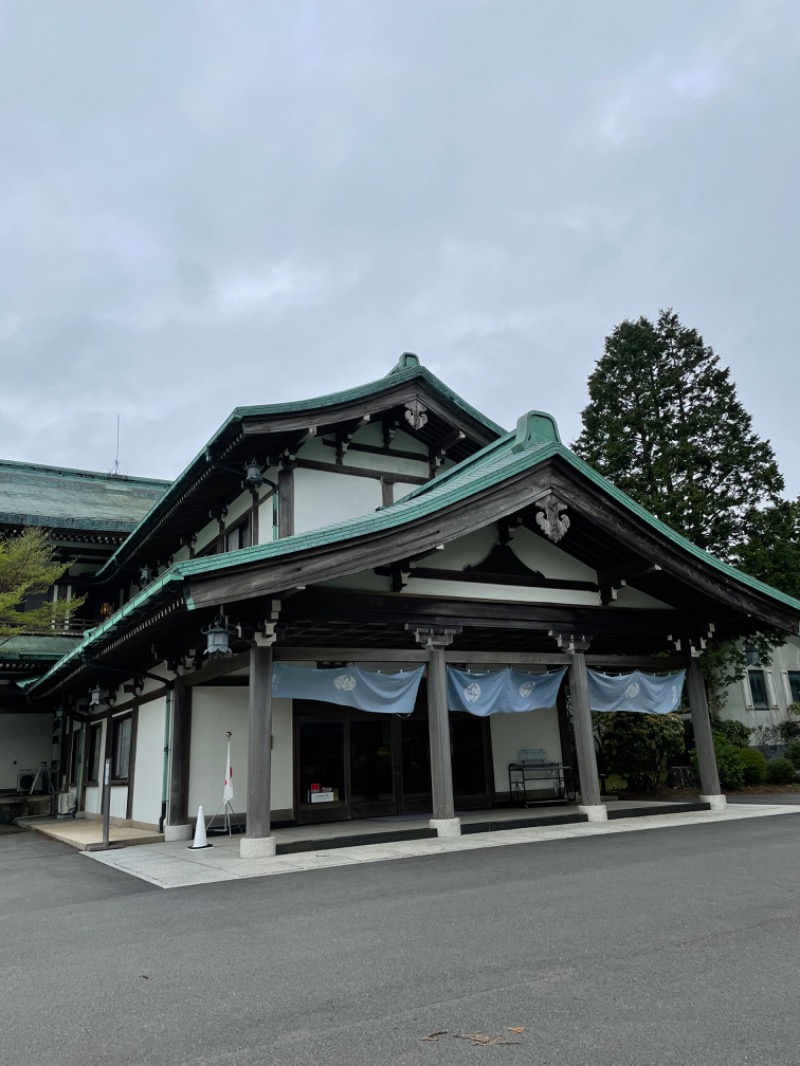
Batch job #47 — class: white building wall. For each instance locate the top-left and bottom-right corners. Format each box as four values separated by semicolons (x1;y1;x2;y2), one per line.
0;713;53;791
721;637;800;734
294;469;382;534
188;688;293;817
131;697;167;828
489;708;563;795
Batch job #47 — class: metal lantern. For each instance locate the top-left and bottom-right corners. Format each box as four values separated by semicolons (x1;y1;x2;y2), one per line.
203;615;234;658
89;683;108;707
243;458;264;487
139;564;155;586
99;601;114;620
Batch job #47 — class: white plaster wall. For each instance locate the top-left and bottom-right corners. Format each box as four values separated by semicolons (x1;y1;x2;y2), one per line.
85;786;101;814
294;468;382;534
0;713;53;790
489;708;563;794
131;698;167;828
109;787;128;819
188;689;293;816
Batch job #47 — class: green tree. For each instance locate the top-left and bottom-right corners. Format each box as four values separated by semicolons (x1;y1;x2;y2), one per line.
573;309;784;560
0;528;82;638
593;712;685;794
735;498;800;599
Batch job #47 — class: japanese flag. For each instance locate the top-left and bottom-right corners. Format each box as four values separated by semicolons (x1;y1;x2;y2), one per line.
223;737;234;804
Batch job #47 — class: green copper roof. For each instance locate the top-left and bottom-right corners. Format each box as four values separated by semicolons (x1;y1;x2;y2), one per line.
225;353;505;434
26;412;800;695
94;354;505;579
0;460;168;533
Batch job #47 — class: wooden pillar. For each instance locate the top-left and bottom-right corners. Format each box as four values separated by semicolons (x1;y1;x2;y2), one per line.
428;644;455;822
166;682;191;839
413;626;461;836
554;631;606;821
687;654;725;807
278;464;294;538
242;641;275;858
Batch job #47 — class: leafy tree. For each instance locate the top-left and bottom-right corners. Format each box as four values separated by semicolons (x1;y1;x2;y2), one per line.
735;499;800;600
0;528;82;639
593;712;685;794
574;308;796;705
574;309;784;560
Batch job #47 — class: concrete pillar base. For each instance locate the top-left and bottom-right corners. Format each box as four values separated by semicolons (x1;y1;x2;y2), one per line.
700;794;727;811
164;824;192;842
430;817;461;837
578;804;608;823
240;835;277;859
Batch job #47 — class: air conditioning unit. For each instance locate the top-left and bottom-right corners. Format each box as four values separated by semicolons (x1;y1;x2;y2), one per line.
57;790;77;817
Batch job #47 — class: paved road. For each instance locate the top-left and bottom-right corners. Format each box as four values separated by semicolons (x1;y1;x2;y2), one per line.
2;815;800;1066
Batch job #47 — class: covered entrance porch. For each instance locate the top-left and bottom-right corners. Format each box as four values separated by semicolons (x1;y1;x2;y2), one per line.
294;698;493;824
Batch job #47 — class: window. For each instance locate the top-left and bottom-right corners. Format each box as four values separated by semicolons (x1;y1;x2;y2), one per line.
748;670;769;709
787;671;800;704
111;715;132;781
225;517;252;553
87;722;103;784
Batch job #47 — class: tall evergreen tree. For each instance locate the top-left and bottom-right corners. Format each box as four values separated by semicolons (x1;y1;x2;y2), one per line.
573;309;784;560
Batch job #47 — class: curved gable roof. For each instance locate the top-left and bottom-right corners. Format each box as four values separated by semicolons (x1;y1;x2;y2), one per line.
94;353;505;579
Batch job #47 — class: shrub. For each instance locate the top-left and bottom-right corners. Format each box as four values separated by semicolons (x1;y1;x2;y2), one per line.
594;713;685;794
693;735;744;789
711;718;751;747
765;758;797;785
738;747;767;784
776;720;800;745
784;741;800;769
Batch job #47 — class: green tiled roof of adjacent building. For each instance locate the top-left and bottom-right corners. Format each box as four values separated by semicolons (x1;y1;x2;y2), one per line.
0;460;168;533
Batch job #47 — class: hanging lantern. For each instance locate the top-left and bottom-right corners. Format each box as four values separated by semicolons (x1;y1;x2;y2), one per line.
89;683;109;707
203;615;234;658
243;458;264;487
99;602;114;620
139;564;155;586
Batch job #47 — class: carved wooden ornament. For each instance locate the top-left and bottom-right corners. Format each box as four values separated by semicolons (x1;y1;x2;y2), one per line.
535;494;570;543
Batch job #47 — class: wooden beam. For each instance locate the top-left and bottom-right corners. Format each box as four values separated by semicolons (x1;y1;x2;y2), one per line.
293;457;428;486
181;650;250;687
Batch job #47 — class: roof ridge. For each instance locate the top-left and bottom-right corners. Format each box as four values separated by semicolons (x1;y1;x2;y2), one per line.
0;458;169;486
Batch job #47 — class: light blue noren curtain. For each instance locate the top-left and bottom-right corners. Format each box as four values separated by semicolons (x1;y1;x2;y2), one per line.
271;663;425;714
446;666;568;717
586;669;686;714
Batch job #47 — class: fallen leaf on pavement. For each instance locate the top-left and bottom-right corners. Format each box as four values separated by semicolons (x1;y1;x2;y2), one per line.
454;1032;522;1046
422;1031;448;1041
508;1027;525;1033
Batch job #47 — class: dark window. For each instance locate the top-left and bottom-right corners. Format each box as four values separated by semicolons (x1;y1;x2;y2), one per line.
788;671;800;704
87;723;103;783
111;715;132;781
748;670;768;709
225;517;252;553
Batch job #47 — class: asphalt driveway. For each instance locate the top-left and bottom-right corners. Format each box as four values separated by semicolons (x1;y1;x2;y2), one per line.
2;815;800;1066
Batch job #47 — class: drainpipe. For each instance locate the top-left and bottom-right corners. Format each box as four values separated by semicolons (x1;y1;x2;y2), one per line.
159;687;172;833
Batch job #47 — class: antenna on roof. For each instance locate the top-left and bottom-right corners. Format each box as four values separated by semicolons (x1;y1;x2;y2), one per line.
109;415;122;477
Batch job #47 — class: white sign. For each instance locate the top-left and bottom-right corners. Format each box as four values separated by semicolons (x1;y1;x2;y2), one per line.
310;791;335;804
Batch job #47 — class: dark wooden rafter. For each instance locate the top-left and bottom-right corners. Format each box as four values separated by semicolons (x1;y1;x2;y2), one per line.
333;415;371;464
428;427;466;475
597;559;662;605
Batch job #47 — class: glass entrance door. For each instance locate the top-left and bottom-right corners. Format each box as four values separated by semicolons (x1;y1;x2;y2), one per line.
294;703;493;822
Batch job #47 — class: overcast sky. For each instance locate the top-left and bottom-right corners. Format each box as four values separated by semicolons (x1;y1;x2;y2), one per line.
1;1;798;495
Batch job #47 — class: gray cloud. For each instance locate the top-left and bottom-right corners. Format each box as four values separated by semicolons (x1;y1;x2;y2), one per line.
0;0;798;495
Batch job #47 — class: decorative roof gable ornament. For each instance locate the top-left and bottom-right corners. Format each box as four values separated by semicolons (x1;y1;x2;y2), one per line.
535;493;570;543
404;398;428;431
